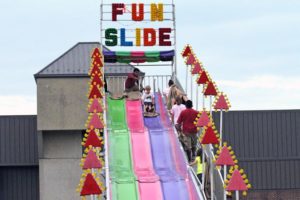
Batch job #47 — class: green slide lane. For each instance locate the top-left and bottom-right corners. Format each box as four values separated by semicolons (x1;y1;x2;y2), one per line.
106;97;139;200
107;97;127;129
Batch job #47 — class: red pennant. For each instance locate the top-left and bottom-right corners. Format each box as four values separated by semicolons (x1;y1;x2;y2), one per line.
83;149;103;169
182;45;192;57
185;53;196;65
88;98;103;113
197;71;209;85
201;126;219;144
91;48;101;58
216;146;235;166
196;111;210;127
89;85;103;99
93;56;103;68
88;113;104;129
191;62;202;75
204;82;218;96
214;94;230;110
91;75;103;87
80;173;102;196
226;170;248;191
89;64;101;76
84;129;102;148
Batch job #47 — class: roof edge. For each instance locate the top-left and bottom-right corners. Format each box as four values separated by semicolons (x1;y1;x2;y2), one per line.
34;42;102;79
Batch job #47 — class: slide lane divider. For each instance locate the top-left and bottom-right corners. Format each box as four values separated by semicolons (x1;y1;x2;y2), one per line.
126;100;163;200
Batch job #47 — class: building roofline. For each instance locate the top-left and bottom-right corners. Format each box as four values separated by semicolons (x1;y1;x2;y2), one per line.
34;72;146;79
34;42;88;78
33;42;142;80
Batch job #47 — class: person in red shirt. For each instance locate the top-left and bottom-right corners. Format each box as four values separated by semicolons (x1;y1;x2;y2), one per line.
177;100;199;162
125;68;140;92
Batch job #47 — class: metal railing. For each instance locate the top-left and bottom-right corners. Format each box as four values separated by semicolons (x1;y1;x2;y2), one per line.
106;75;172;95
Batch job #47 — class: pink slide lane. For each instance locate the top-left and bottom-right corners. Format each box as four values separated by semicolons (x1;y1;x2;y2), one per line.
126;100;163;200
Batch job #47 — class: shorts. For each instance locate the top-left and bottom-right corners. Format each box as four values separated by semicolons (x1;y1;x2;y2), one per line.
181;133;198;150
144;102;153;106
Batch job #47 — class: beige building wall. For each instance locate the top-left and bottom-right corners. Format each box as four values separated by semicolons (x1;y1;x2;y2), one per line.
39;131;82;200
36;76;126;200
37;78;89;131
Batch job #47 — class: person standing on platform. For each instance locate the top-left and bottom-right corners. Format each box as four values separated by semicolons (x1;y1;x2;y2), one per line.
124;68;141;92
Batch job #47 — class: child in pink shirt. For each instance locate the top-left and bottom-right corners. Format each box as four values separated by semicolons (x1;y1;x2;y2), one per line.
171;96;186;124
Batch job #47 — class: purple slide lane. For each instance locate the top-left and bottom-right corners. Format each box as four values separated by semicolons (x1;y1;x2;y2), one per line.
126;100;163;200
144;102;190;200
156;93;201;200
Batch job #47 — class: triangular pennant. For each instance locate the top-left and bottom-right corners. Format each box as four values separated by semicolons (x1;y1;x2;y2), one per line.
83;149;103;169
91;48;101;58
91;75;103;87
89;85;103;99
87;113;104;129
185;53;196;65
89;64;101;77
196;111;210;127
204;82;218;96
88;98;103;113
226;170;248;191
80;173;102;196
191;62;203;75
182;45;192;57
201;126;219;144
93;56;103;68
214;93;230;111
216;146;235;166
84;129;103;148
197;71;210;85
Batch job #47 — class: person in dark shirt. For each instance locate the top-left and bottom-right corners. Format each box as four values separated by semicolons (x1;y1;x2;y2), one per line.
177;100;199;162
125;68;140;92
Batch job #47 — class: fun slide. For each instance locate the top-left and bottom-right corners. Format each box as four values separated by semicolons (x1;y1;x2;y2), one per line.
106;94;204;200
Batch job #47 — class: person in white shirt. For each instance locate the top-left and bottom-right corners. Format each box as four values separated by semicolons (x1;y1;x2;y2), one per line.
163;79;174;100
142;85;154;112
171;96;186;124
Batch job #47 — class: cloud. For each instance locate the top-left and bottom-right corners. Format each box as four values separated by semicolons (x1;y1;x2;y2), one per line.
217;75;300;110
0;95;36;115
219;75;300;90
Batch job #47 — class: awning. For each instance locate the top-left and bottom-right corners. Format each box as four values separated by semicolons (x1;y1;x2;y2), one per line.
103;50;174;63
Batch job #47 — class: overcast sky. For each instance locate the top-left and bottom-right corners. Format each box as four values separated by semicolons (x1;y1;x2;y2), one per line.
0;0;299;114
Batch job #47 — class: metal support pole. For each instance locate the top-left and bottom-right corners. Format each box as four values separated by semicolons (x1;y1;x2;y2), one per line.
190;73;193;101
185;66;188;93
196;84;199;110
220;109;223;147
172;2;177;76
202;85;205;109
235;191;239;200
224;165;227;200
100;1;103;50
210;96;212;117
153;79;156;93
210;157;214;200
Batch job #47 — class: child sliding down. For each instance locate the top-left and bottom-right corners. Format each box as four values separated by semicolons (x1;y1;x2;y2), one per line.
142;85;155;113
